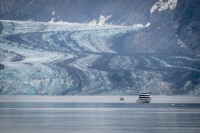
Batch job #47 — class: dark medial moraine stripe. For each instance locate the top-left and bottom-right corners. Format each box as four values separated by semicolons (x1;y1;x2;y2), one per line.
0;63;4;70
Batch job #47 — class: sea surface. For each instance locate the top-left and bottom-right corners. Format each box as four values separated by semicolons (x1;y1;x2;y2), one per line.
0;102;200;133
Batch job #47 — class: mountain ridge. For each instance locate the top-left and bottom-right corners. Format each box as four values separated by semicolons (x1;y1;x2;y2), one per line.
0;0;200;95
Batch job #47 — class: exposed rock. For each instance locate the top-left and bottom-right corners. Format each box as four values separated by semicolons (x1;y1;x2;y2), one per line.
0;0;199;95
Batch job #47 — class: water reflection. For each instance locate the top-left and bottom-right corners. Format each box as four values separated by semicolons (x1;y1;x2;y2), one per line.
0;103;200;133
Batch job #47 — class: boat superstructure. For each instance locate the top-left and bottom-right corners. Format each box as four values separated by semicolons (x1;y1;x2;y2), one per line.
137;91;151;103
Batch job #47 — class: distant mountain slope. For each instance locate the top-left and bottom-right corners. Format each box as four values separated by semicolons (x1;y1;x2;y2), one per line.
1;0;199;55
0;0;154;24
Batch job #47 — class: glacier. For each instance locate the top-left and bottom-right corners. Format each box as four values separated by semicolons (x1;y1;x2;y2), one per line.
0;20;200;95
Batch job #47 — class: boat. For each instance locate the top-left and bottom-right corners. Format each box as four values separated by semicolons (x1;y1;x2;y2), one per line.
136;91;151;103
119;97;124;101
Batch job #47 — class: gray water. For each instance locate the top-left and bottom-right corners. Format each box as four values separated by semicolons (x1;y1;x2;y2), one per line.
0;103;200;133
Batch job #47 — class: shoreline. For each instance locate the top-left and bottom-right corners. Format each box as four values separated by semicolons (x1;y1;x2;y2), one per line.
0;95;200;103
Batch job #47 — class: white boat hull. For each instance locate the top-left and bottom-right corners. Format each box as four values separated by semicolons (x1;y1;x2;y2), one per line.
136;98;151;104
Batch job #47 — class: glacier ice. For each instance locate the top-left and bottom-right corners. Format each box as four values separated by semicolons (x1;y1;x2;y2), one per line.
0;20;199;95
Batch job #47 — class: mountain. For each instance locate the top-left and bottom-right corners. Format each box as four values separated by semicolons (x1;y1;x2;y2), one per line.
0;0;200;95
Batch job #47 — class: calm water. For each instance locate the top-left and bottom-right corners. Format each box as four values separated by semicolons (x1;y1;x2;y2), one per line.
0;102;200;133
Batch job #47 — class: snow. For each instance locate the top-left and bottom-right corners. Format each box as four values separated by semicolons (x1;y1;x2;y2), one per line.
49;15;112;26
87;15;112;25
49;18;55;23
178;39;187;47
52;11;55;15
145;22;151;27
98;15;112;25
88;19;98;25
150;0;178;14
